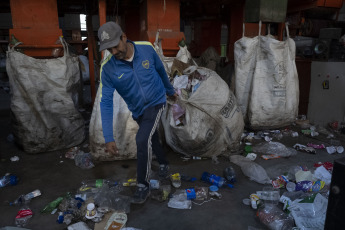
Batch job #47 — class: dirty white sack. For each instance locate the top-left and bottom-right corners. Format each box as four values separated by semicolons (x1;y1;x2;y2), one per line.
6;38;85;153
235;23;299;128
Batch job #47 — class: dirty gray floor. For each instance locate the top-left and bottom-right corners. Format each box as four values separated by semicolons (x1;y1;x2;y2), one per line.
1;82;344;230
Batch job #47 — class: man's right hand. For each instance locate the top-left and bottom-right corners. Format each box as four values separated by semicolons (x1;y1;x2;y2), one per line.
105;141;119;156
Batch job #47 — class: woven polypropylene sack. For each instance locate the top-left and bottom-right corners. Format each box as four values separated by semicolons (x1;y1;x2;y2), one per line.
89;84;138;161
161;67;244;157
6;39;85;153
234;23;299;129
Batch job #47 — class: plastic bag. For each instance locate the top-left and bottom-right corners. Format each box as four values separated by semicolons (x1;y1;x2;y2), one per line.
252;142;297;157
94;185;130;213
74;151;94;169
257;204;294;230
230;155;271;184
15;208;33;227
289;193;328;230
167;190;191;209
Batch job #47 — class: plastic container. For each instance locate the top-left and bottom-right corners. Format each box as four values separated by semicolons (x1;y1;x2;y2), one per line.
223;166;236;183
24;189;41;201
286;182;296;192
256;187;280;205
201;172;234;188
0;173;18;187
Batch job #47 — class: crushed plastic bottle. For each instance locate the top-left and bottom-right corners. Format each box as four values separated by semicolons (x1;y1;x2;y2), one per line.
201;172;234;188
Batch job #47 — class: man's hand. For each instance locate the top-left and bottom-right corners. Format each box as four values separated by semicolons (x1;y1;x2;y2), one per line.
167;93;178;102
105;141;119;156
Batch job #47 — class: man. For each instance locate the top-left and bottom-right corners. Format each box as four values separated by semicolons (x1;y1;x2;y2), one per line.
97;21;177;204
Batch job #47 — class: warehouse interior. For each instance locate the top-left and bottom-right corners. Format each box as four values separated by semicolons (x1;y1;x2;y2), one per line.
1;0;345;230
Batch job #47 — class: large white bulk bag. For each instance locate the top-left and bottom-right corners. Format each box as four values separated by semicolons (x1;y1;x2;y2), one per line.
6;38;85;153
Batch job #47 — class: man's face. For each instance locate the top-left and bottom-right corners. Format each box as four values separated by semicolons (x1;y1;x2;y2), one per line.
107;36;128;60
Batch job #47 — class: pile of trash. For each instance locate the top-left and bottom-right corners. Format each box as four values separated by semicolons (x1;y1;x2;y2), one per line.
243;162;332;230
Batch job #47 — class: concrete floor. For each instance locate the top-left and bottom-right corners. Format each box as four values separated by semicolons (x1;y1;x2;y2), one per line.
1;83;345;230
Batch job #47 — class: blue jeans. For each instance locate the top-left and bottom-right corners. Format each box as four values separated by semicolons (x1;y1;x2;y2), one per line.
133;103;168;186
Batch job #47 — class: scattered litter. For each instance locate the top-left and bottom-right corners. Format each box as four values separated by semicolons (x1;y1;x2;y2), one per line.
253;141;297;157
258;204;295;230
74;151;94;169
67;221;91;230
307;143;325;149
168;190;191;209
289;193;328;230
10;156;20;162
261;154;281;160
313;166;332;185
230;155;271;184
246;153;257;161
15;208;33;227
65;147;80;159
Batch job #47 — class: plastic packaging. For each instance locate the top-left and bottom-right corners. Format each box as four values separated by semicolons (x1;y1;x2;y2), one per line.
201;172;234;188
230;155;271;184
15;208;33;227
170;173;181;188
0;173;18;187
257;204;294;230
252;141;297;157
74;151;94;169
167;190;192;209
286;182;296;192
256;187;280;205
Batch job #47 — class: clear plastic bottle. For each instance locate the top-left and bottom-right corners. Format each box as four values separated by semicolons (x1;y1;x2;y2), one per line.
24;189;41;201
201;172;234;188
223;166;236;183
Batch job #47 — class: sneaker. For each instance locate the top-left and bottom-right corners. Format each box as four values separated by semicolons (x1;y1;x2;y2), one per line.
131;184;150;204
159;164;169;178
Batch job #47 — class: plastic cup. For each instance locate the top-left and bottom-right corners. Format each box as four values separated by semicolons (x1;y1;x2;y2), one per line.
286;182;296;192
86;203;96;219
337;146;344;153
242;198;251;206
326;146;336;154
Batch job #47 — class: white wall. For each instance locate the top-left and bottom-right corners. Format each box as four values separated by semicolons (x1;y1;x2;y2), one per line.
308;61;345;126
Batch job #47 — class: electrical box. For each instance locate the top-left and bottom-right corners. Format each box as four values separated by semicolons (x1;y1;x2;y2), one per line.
244;0;288;23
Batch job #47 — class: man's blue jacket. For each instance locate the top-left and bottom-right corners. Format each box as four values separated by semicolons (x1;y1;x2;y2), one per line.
99;40;175;143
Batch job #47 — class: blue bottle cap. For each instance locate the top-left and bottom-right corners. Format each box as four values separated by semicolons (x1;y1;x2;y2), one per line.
209;185;218;192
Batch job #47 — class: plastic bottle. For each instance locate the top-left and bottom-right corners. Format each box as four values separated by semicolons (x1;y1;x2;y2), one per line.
0;173;18;187
223;166;236;183
80;179;118;189
41;197;64;213
24;189;41;201
201;172;234;188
